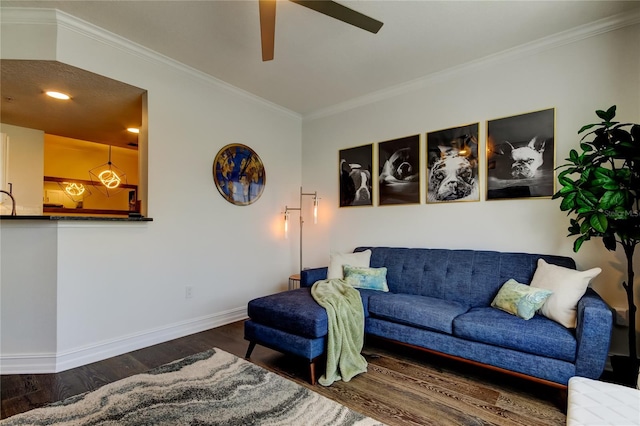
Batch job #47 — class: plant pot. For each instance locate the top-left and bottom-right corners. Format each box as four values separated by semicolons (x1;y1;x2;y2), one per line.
610;355;640;387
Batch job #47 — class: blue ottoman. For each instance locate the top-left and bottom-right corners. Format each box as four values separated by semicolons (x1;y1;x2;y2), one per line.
244;288;328;384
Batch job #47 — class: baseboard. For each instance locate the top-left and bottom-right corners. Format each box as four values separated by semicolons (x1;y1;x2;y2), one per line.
0;307;248;374
0;353;58;374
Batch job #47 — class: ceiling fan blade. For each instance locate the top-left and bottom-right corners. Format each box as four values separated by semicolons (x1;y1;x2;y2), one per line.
259;0;276;61
290;0;383;34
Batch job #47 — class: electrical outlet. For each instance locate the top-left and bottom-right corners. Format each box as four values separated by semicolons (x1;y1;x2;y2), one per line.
185;286;193;299
614;307;628;326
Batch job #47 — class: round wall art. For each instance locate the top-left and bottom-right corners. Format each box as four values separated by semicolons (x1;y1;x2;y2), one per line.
212;143;266;206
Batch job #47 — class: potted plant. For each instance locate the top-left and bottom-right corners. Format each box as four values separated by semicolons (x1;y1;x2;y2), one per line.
553;106;639;384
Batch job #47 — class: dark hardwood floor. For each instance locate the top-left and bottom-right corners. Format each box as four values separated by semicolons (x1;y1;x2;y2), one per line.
2;320;569;425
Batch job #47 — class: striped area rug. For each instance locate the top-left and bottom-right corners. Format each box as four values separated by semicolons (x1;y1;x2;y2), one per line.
1;348;384;425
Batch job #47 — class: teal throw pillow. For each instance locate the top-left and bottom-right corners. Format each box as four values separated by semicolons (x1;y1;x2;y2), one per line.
343;265;389;292
491;279;553;320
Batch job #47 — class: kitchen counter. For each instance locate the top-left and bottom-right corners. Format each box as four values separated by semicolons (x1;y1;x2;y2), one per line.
0;215;153;221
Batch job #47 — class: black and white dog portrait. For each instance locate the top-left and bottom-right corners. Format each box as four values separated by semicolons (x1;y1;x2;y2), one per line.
427;124;480;203
378;135;420;205
339;144;373;207
487;108;555;200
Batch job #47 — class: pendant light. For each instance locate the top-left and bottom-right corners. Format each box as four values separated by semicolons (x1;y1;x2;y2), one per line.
89;145;127;197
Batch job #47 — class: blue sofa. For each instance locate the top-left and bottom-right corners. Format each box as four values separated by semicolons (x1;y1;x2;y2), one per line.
245;246;613;387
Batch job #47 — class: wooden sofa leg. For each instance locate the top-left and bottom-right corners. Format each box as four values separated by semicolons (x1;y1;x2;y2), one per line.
309;360;317;385
245;342;256;359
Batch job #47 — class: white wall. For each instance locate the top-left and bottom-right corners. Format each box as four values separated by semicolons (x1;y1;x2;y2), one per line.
302;23;640;352
0;123;44;215
0;222;57;370
1;9;302;372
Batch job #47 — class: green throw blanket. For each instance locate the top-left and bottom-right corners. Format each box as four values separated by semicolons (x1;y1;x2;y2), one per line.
311;278;368;386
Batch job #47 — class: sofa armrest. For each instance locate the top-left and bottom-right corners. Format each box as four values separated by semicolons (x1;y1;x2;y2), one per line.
300;267;328;288
574;288;613;378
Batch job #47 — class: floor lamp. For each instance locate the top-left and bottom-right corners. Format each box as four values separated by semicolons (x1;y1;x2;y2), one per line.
284;187;319;274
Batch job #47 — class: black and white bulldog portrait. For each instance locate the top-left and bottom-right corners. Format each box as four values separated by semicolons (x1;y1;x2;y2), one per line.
428;146;478;201
505;137;546;179
378;135;421;205
379;147;419;183
427;134;479;202
340;159;371;206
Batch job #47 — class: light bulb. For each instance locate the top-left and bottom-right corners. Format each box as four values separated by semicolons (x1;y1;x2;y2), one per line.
284;210;289;239
64;183;85;196
98;169;121;188
313;196;319;225
46;91;70;100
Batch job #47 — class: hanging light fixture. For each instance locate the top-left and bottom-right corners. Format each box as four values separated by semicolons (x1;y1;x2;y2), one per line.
58;181;92;205
89;145;127;197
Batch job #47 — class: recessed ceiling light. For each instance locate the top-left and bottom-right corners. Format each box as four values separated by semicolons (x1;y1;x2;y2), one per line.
127;128;140;134
45;91;71;100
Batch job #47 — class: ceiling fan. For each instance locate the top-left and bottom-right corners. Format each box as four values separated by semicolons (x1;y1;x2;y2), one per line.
259;0;383;61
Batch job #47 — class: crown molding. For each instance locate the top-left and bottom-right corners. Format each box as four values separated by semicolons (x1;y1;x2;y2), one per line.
304;9;640;122
1;7;301;120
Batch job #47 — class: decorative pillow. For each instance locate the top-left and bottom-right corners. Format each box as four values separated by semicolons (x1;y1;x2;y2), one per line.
529;258;602;328
491;279;553;320
327;250;371;279
343;265;389;292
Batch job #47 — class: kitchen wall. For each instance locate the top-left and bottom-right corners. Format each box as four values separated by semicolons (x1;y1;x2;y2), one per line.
1;9;302;372
301;21;640;353
0;123;44;215
43;135;139;210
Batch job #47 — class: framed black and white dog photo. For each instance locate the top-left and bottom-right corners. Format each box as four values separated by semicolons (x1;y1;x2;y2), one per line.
339;144;373;207
378;134;420;206
486;108;555;200
426;123;480;203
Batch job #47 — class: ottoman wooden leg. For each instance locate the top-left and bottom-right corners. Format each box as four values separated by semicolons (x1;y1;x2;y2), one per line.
245;341;256;359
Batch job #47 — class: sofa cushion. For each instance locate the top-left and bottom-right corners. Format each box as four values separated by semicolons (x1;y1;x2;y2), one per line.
368;293;469;334
491;278;553;320
247;288;327;339
354;247;576;308
344;265;389;291
327;250;371;279
530;258;602;328
453;307;577;362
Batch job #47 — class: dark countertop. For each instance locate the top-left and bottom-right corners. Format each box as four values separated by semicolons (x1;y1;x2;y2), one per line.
0;215;153;221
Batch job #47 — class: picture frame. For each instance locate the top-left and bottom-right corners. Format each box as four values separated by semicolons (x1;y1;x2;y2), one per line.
486;108;555;200
212;143;266;206
426;123;480;203
378;134;420;205
339;144;373;207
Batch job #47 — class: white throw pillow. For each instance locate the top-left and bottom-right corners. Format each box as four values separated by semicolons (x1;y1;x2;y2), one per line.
530;258;601;328
327;250;372;279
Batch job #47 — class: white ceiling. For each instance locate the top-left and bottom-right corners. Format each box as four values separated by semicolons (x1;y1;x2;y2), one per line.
2;0;640;117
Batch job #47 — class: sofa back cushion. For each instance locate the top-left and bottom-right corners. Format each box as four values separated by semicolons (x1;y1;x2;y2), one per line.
354;247;576;308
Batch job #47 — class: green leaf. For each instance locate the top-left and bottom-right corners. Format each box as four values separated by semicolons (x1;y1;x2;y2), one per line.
559;184;576;194
580;143;593;152
599;190;621;207
577;190;598;207
573;235;588;252
560;192;577;211
589;212;608;233
606;105;617;120
569;149;579;164
594;167;614;179
580;219;592;234
578;123;598;134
